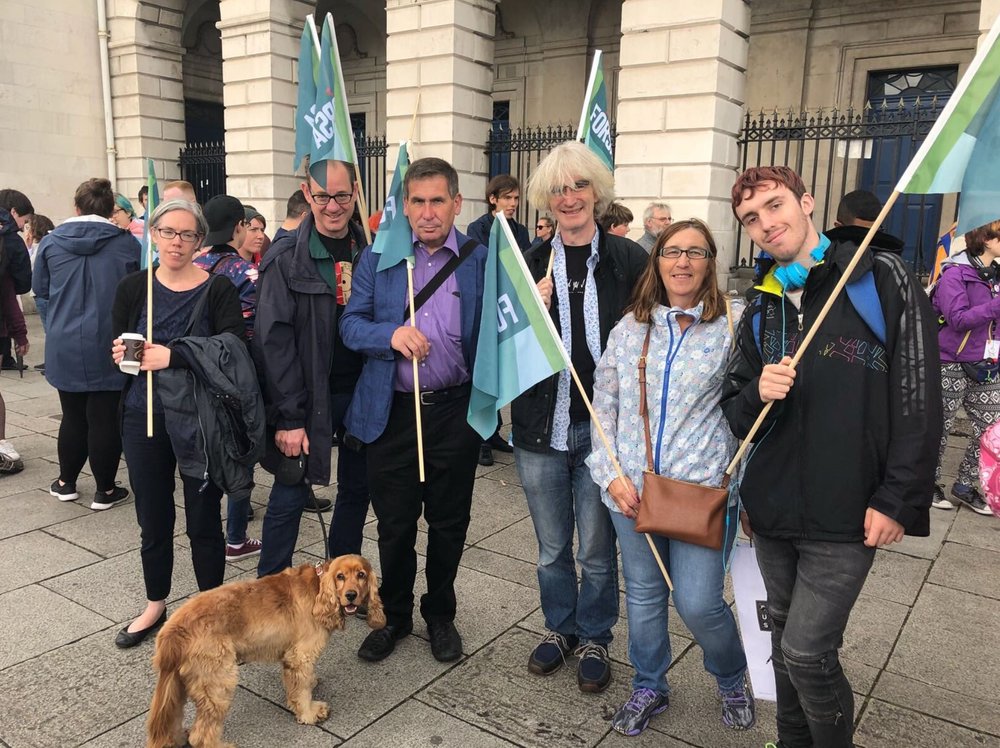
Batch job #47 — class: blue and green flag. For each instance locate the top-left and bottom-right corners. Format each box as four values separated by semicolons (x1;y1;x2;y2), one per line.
140;158;159;270
293;16;320;173
468;215;569;440
372;142;414;272
309;13;356;188
896;16;1000;233
577;49;614;172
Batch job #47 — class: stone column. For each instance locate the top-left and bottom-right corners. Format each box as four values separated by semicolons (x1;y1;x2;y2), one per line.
218;0;311;228
106;0;188;202
385;0;498;218
982;0;1000;37
615;0;751;278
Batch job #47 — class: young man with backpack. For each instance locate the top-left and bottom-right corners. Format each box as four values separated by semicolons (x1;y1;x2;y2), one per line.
722;166;941;748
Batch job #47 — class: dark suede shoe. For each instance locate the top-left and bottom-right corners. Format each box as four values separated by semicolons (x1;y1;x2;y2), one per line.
358;622;412;662
115;610;167;649
478;444;494;466
528;631;578;675
427;620;463;662
486;431;513;453
575;641;612;693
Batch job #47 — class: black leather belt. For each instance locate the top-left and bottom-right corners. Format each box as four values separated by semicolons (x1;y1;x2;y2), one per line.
395;382;471;406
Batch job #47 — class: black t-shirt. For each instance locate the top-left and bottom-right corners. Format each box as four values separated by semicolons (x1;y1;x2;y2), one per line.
316;232;363;394
564;245;594;422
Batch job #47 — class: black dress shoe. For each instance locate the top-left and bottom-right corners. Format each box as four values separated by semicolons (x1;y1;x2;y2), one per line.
486;432;513;453
303;489;332;513
478;444;494;467
427;620;463;662
115;610;167;649
358;622;412;662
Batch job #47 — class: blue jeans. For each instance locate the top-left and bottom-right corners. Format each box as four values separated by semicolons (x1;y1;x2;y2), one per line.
257;479;309;576
754;534;875;748
225;494;252;545
515;420;618;645
610;507;746;694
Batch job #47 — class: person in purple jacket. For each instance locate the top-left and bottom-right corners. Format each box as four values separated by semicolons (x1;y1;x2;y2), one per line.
931;219;1000;515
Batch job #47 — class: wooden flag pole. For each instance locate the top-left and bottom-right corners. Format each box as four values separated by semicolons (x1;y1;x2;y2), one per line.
146;239;154;437
407;262;426;483
723;190;902;476
545;247;555;279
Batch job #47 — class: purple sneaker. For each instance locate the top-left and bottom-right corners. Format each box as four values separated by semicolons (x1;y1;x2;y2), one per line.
720;677;756;730
611;687;669;736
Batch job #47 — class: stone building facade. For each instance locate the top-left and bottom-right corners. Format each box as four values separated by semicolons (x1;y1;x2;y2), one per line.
2;0;999;275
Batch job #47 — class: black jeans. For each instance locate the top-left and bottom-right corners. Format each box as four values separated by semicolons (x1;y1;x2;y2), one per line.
122;409;225;602
754;534;876;748
327;392;370;558
56;390;122;492
366;389;480;627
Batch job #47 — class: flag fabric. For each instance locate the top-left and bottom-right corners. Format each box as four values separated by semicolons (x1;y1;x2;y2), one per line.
467;215;569;440
896;16;1000;233
576;49;615;172
929;222;957;286
140;159;159;270
372;142;413;272
293;17;320;172
309;13;356;188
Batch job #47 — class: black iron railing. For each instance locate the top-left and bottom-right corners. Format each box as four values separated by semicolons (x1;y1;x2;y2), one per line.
178;142;227;205
735;99;950;272
354;133;387;218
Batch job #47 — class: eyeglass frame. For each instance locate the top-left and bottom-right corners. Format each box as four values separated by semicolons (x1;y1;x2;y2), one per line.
307;184;356;207
548;180;591;197
655;218;716;261
154;226;204;244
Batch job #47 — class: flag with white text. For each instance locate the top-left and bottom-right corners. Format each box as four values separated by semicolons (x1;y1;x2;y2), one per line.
577;49;615;172
372;142;413;272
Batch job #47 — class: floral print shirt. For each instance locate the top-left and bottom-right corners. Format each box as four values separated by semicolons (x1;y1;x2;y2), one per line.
586;300;743;513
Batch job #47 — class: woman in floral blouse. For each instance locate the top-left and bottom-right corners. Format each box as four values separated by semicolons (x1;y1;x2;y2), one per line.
587;218;753;737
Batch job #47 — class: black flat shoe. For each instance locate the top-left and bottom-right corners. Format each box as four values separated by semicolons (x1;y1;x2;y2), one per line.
115;610;167;649
427;620;463;662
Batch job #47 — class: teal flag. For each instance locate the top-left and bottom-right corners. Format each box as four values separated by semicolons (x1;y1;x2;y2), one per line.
293;17;319;172
140;159;159;270
372;142;414;272
468;215;569;439
309;13;356;188
577;49;614;172
896;16;1000;232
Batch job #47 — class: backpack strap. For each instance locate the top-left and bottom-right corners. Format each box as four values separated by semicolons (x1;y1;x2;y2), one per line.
844;270;887;346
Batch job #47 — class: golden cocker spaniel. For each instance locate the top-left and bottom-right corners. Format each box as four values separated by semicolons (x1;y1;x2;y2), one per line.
146;554;385;748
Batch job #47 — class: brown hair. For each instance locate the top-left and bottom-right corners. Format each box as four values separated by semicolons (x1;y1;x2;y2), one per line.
599;201;633;232
485;174;519;203
625;218;725;324
74;178;115;218
731;166;807;218
964;219;1000;257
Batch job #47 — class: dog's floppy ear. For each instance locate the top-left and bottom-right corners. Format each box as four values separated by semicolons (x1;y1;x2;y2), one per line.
363;559;387;630
312;560;346;631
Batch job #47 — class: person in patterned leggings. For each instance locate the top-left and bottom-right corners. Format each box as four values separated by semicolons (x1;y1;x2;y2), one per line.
930;219;1000;515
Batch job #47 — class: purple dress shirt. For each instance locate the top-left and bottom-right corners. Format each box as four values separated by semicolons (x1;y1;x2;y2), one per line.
394;227;469;392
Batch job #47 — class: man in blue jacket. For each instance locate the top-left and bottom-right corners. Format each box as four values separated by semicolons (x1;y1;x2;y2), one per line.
341;157;487;664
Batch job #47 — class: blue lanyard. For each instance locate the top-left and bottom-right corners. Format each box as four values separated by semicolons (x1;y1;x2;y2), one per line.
653;315;692;474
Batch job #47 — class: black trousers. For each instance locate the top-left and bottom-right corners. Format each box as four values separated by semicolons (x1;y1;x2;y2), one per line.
57;390;123;492
366;388;480;627
122;409;224;602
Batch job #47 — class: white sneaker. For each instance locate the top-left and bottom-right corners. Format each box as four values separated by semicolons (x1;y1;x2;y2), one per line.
0;439;20;462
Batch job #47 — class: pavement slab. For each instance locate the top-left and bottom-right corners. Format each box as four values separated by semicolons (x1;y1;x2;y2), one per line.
0;488;90;540
0;530;102;595
872;671;1000;738
855;698;1000;748
946;505;1000;552
861;549;930;606
888;583;1000;698
342;700;519;747
0;584;113;670
42;498;148;558
841;593;909;670
927;540;1000;600
476;516;540;564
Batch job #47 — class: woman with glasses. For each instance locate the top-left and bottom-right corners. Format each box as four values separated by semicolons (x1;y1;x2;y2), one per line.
109;199;245;648
111;193;144;242
586;219;754;737
33;178;140;510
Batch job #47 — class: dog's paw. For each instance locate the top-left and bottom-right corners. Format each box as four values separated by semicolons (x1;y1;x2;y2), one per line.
295;700;329;725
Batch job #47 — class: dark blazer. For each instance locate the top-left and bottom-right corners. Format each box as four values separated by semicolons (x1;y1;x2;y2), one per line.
341;229;488;444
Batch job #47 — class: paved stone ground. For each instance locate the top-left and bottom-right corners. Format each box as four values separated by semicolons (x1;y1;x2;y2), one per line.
1;312;999;748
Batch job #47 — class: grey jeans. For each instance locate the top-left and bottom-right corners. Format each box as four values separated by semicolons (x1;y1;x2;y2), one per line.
754;534;875;748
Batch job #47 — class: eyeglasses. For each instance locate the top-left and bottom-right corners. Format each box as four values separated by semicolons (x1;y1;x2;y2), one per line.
113;207;128;216
309;189;354;206
155;227;203;244
658;246;712;260
549;180;591;197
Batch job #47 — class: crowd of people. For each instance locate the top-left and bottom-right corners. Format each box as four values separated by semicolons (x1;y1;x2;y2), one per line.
0;139;991;746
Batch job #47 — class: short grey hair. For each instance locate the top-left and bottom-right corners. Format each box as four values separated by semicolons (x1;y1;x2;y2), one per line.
149;199;209;240
643;202;671;223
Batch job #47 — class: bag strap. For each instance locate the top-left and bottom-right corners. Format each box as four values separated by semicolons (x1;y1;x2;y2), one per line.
724;296;735;352
183;276;217;337
639;326;654;472
403;239;478;320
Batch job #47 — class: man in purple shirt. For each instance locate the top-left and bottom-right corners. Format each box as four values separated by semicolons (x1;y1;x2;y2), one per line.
341;158;488;664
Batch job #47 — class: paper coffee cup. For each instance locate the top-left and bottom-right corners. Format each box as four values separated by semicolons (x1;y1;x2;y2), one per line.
119;333;144;375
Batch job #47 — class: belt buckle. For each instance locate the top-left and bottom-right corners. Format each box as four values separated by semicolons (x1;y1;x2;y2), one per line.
419;390;435;406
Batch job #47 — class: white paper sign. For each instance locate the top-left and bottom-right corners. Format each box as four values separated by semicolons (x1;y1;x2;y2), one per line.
730;541;777;701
